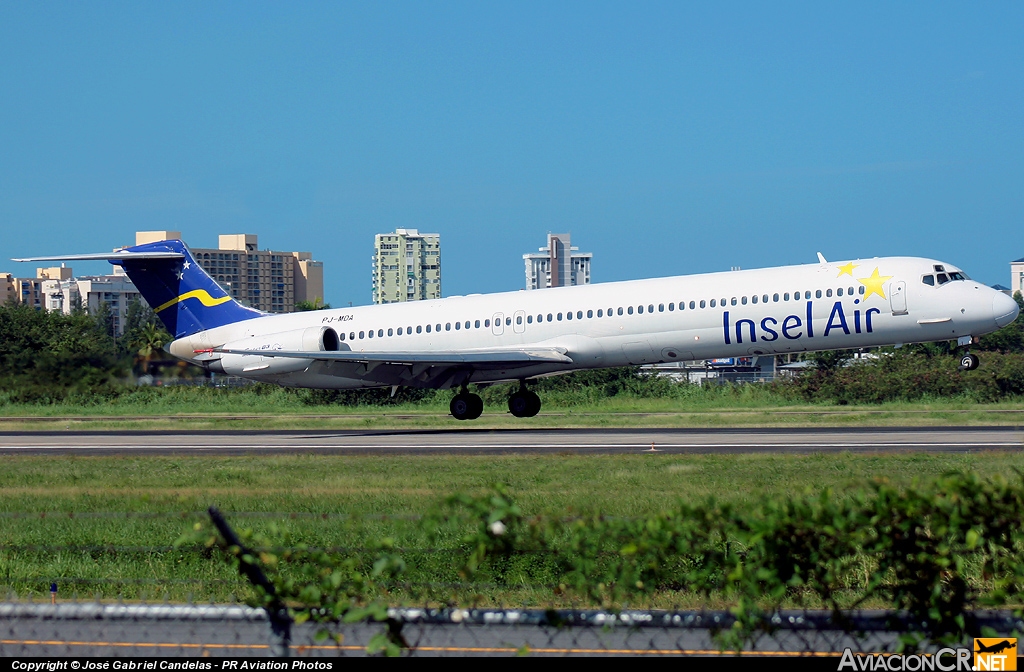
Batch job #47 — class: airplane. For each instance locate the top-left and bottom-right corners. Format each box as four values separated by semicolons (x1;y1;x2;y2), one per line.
14;240;1019;420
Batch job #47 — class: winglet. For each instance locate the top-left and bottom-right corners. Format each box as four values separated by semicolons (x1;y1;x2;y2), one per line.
816;252;827;264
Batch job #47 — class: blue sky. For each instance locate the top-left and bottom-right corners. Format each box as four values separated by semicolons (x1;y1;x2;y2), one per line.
2;2;1022;304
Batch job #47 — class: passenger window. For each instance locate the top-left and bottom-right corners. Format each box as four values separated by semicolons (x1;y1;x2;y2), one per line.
396;328;402;335
578;311;584;319
637;305;643;314
350;332;355;340
567;311;573;320
618;307;624;315
425;325;431;333
731;297;737;306
608;307;613;315
527;315;533;324
587;309;593;318
658;304;664;312
504;317;510;326
445;323;451;331
597;309;604;317
388;328;394;336
475;320;481;328
848;288;854;295
741;296;748;305
837;288;843;297
752;295;758;304
557;313;563;321
340;332;346;341
378;329;383;337
628;306;634;314
547;313;553;321
815;290;822;299
697;300;703;309
416;326;422;334
368;330;374;338
668;303;674;311
485;319;490;327
648;304;654;313
710;299;716;308
516;315;522;325
859;286;865;295
937;273;949;284
826;289;833;297
762;294;768;303
359;331;365;338
436;324;441;332
455;322;460;330
784;293;790;301
773;293;779;302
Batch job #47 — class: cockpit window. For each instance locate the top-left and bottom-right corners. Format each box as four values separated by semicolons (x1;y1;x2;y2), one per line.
949;271;967;281
922;275;935;286
937;273;949;285
934;265;945;272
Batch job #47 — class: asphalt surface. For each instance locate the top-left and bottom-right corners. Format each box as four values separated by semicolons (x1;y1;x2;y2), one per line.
0;426;1021;455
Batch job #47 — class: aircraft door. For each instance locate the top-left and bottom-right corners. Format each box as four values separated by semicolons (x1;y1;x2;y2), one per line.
492;312;504;335
890;280;908;315
513;310;526;334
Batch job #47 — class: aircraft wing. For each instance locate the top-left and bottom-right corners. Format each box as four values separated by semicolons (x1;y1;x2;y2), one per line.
213;346;573;366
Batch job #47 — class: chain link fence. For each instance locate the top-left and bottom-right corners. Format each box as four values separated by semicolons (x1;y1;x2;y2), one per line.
2;601;1022;657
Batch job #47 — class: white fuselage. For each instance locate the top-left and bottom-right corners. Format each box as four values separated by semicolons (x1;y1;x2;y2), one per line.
169;256;1017;389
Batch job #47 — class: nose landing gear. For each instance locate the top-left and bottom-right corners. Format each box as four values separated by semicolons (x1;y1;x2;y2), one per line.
956;335;980;371
959;353;980;371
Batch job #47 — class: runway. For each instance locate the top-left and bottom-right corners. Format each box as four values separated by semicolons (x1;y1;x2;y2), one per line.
0;426;1021;456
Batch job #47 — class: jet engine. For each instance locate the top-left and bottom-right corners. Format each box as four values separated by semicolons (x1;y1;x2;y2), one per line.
212;326;341;376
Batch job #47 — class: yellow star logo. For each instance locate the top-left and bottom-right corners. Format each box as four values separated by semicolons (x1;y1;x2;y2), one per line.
857;267;893;300
837;262;858;277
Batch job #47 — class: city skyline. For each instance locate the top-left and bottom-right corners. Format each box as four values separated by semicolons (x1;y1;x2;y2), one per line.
2;4;1022;305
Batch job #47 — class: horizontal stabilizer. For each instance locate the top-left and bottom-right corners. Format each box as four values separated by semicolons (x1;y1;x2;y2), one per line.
213;347;574;366
12;250;184;263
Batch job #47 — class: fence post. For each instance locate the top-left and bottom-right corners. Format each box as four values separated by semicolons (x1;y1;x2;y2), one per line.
208;506;292;657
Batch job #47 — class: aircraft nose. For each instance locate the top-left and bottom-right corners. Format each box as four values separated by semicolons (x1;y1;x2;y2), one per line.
993;292;1019;328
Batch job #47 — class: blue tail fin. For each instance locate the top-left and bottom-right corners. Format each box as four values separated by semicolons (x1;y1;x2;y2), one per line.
116;240;262;339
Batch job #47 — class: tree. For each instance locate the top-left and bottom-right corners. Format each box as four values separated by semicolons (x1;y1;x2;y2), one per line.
295;297;332;311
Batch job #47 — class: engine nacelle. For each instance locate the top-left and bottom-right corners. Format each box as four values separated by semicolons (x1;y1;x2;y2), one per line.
216;326;341;376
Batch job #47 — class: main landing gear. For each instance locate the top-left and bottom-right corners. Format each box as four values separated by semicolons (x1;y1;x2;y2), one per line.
450;383;543;420
450;388;483;421
508;385;541;418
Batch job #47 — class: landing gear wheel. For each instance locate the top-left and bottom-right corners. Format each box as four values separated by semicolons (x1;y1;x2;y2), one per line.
451;393;484;420
959;353;980;371
466;393;484;420
508;390;542;418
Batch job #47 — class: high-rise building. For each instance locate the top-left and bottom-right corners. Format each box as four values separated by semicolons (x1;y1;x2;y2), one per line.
134;231;324;313
372;229;441;304
523;233;591;290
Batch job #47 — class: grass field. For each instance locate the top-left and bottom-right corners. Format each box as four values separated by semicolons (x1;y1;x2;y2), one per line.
2;391;1024;430
3;450;1023;607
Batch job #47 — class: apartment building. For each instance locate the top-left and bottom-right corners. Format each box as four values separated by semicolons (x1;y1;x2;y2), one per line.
135;231;324;313
523;233;592;290
372;229;441;304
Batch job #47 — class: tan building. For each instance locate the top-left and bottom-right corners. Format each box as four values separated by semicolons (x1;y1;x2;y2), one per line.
134;231;324;313
2;273;17;306
372;229;441;304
